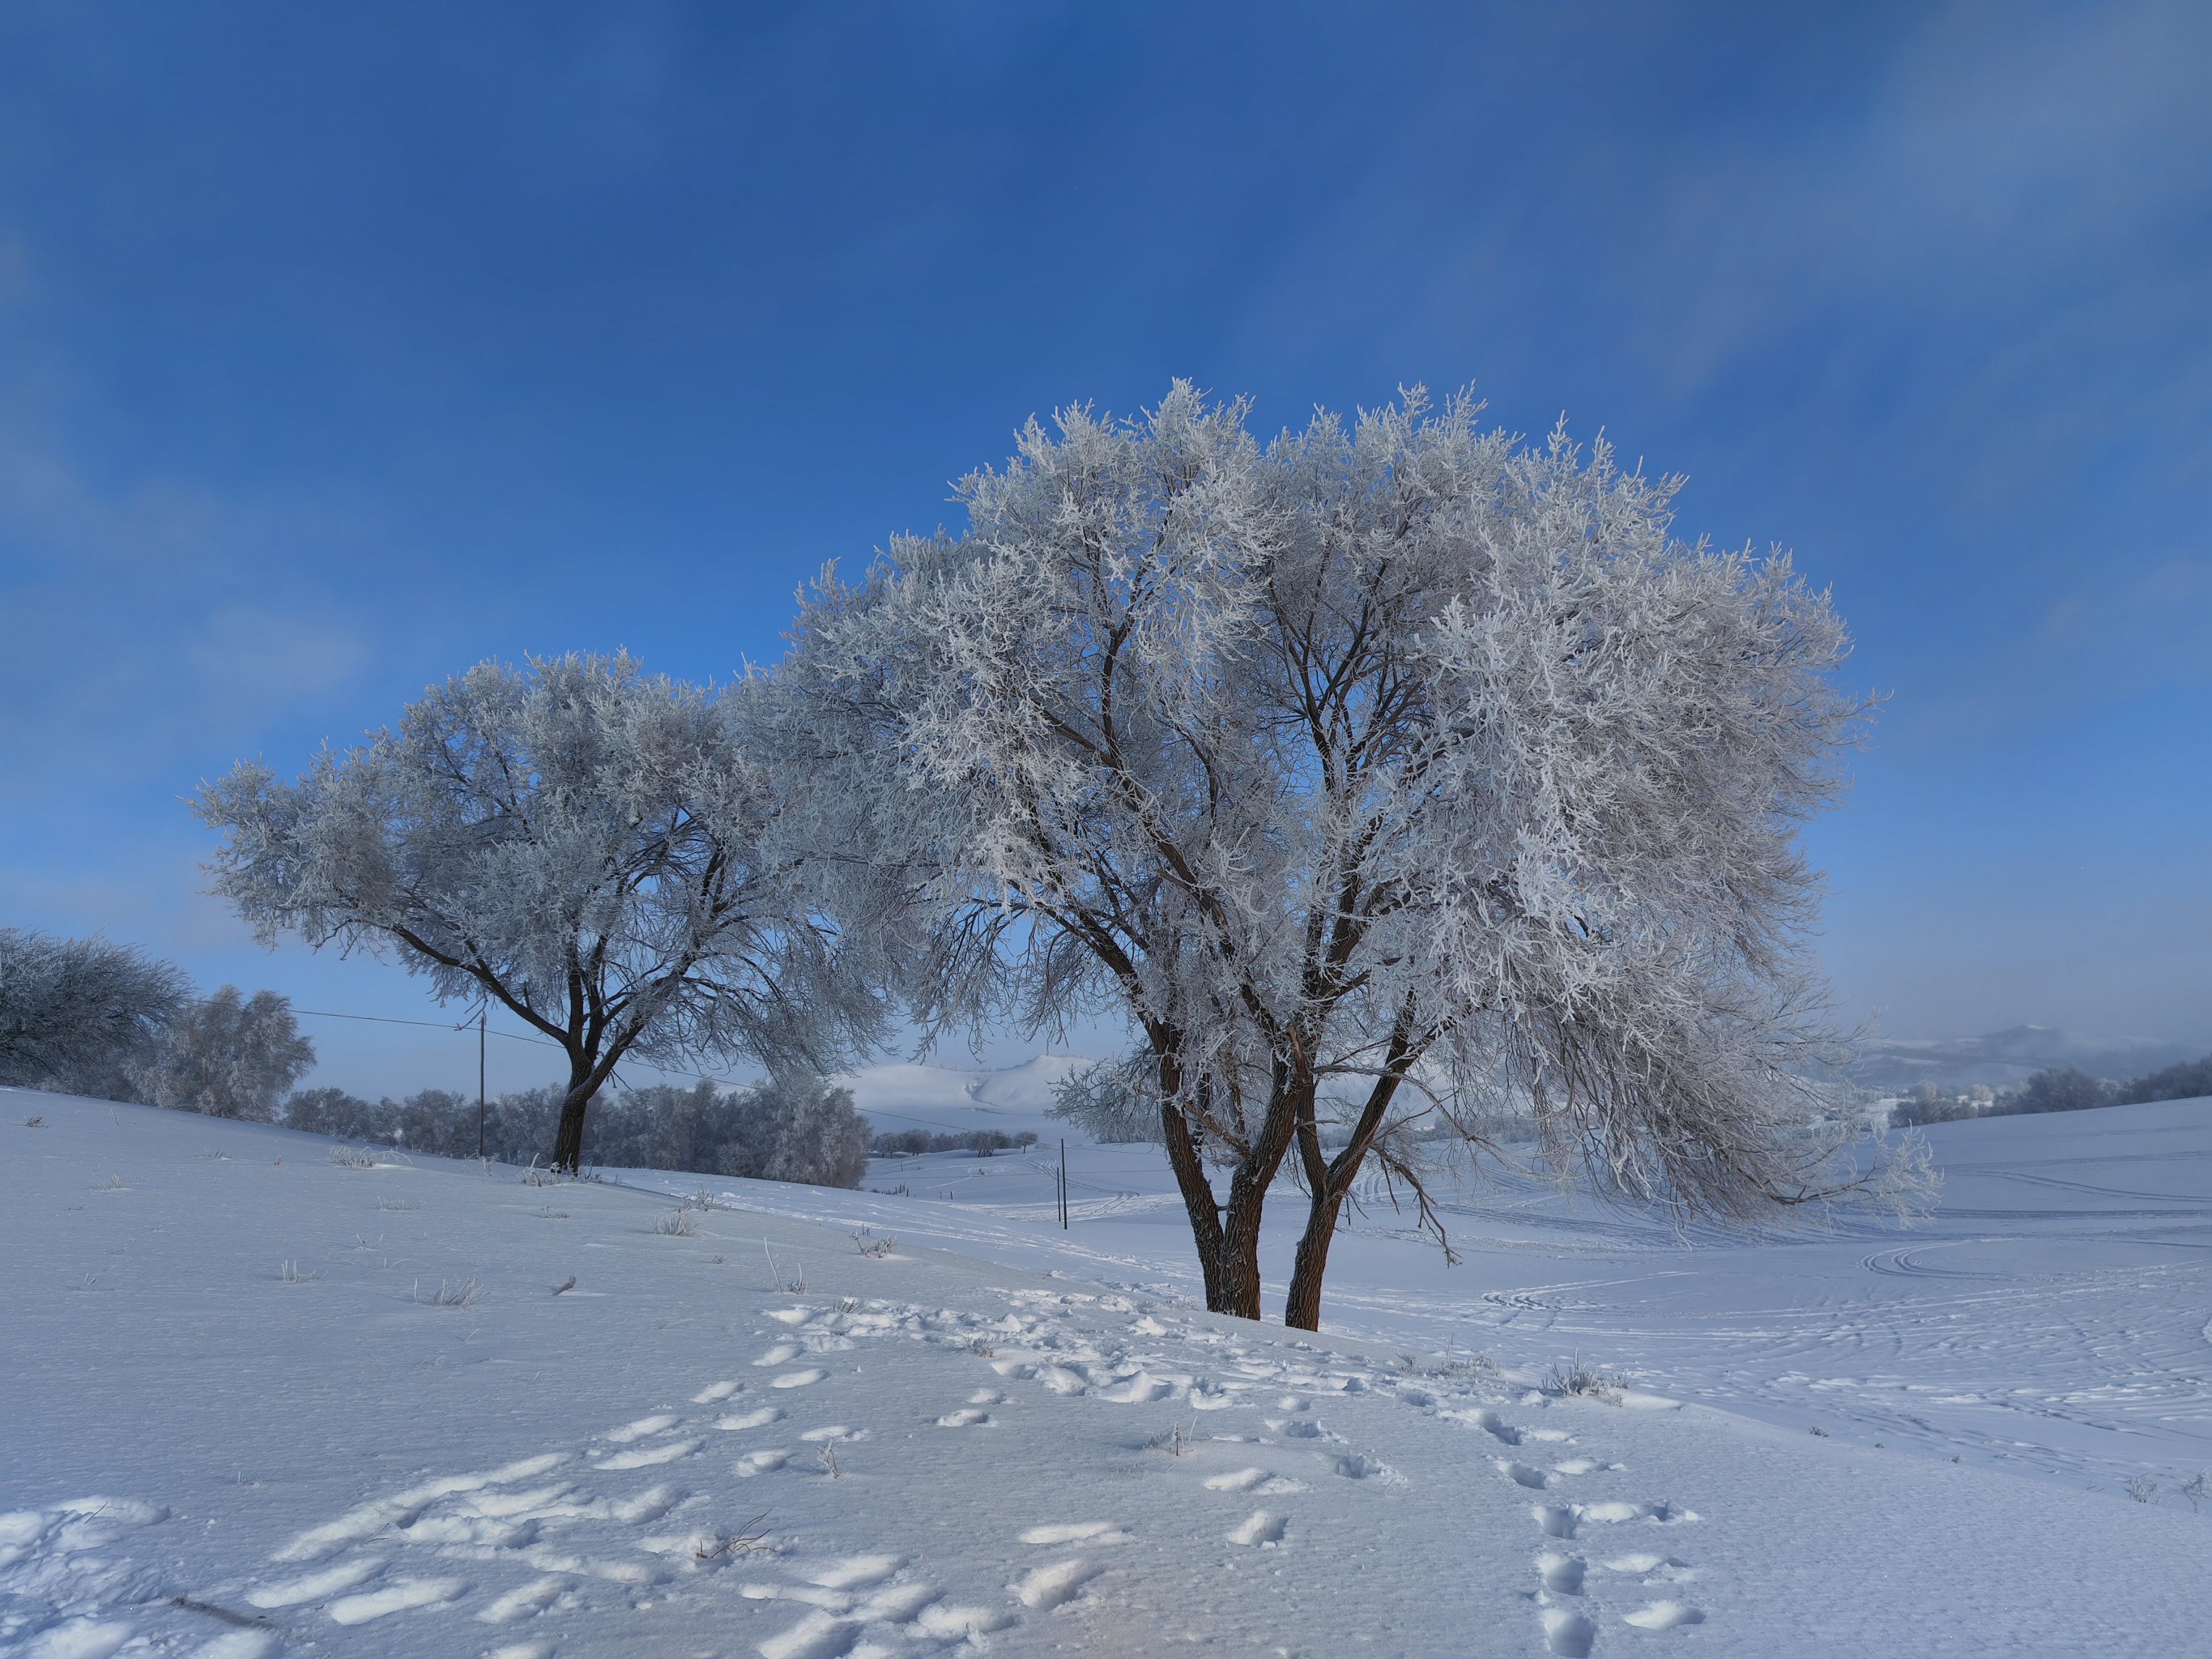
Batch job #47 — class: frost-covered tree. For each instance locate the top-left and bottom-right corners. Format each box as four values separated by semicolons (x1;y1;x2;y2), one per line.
0;928;190;1099
197;654;884;1171
133;984;316;1120
790;383;1917;1328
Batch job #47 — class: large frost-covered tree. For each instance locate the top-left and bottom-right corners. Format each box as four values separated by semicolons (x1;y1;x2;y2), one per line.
198;653;884;1171
0;928;190;1098
790;383;1910;1328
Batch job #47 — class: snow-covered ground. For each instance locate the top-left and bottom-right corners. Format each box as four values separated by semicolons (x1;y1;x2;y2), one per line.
5;1084;2208;1657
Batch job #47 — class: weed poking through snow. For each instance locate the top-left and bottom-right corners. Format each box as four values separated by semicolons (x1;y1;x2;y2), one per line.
1547;1353;1626;1404
418;1277;483;1309
654;1209;697;1237
694;1513;773;1560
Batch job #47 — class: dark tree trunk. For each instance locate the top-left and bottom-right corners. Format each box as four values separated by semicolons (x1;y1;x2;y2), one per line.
1217;1186;1268;1320
550;1060;598;1173
1158;1052;1229;1313
1283;1183;1346;1331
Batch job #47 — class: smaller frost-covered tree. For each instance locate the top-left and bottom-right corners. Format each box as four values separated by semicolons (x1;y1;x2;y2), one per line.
0;928;190;1099
197;653;884;1171
792;382;1924;1328
133;985;316;1120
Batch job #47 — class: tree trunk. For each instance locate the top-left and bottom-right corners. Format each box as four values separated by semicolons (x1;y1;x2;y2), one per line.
1283;1181;1346;1331
1217;1185;1268;1320
549;1061;597;1173
1159;1085;1228;1313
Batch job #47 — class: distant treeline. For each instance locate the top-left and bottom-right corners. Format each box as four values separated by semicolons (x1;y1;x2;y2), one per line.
288;1076;869;1186
1892;1054;2212;1128
869;1127;1039;1158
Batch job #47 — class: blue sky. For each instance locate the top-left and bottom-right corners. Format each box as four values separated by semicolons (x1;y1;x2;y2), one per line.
2;2;2206;1098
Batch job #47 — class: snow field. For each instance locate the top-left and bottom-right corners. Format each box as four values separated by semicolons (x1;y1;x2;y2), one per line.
4;1090;2210;1657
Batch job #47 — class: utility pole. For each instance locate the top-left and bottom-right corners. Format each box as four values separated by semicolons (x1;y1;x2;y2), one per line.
1059;1138;1068;1230
477;1005;487;1159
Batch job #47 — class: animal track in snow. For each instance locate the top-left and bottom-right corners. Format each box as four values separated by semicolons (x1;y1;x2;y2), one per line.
692;1380;742;1404
736;1448;792;1477
1499;1461;1554;1490
1624;1600;1705;1629
1204;1468;1268;1491
770;1367;829;1389
935;1407;991;1427
754;1343;803;1367
1229;1512;1287;1546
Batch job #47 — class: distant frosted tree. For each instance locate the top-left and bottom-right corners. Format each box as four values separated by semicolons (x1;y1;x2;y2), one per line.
2012;1065;2112;1115
731;1074;871;1188
134;985;316;1120
0;928;189;1099
2116;1054;2212;1106
197;654;885;1171
790;383;1921;1328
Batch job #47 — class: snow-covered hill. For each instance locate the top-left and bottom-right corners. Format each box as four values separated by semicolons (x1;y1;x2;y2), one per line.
4;1087;2208;1657
1849;1023;2202;1090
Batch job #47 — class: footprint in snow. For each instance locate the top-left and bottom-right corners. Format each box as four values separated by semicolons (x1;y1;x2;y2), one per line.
754;1343;803;1367
602;1413;678;1444
1499;1460;1554;1490
1019;1522;1130;1545
1601;1552;1694;1582
693;1380;743;1404
476;1575;569;1625
592;1436;701;1470
770;1368;828;1389
326;1575;467;1625
1542;1606;1596;1657
246;1556;386;1608
936;1407;991;1427
1328;1453;1401;1483
718;1405;784;1431
1012;1559;1102;1610
1624;1600;1705;1630
1229;1512;1286;1546
1536;1551;1585;1596
736;1449;792;1477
